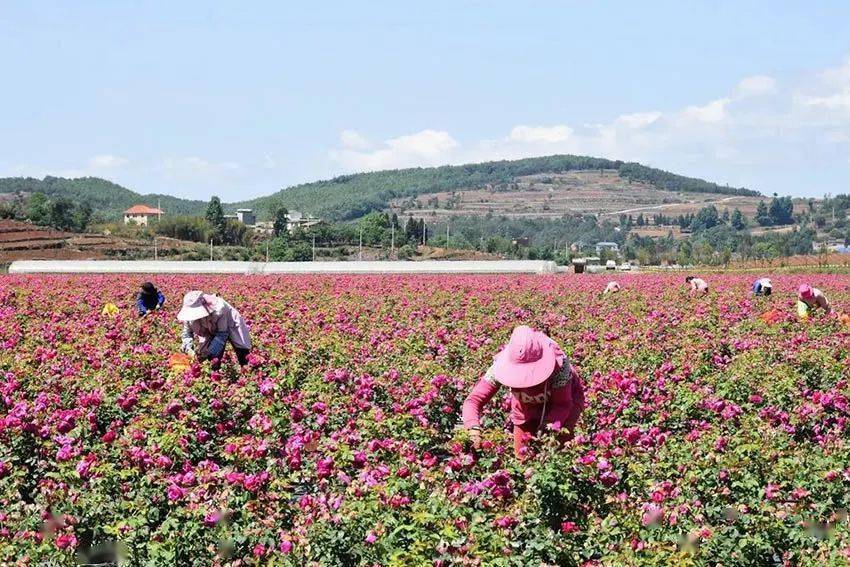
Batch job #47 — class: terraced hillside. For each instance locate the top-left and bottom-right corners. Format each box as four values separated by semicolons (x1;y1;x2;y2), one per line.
390;169;779;221
0;220;192;262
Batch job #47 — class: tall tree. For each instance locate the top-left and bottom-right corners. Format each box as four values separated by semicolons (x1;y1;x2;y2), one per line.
47;198;77;231
74;201;93;231
756;201;772;227
358;211;390;246
272;204;289;238
26;192;50;225
769;196;794;225
690;205;720;232
205;196;226;243
731;208;746;230
405;215;419;241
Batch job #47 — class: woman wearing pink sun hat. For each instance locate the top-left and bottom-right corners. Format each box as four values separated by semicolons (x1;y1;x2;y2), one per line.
796;284;830;318
462;325;585;459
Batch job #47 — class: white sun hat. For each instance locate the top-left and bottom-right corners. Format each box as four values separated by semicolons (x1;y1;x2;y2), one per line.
177;290;215;322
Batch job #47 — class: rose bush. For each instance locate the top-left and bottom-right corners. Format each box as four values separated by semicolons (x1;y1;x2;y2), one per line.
0;273;849;565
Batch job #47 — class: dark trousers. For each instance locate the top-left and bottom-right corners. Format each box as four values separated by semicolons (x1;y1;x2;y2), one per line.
205;340;251;370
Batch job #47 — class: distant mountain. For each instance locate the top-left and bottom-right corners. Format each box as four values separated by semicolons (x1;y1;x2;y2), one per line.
235;155;759;221
0;155;759;222
0;176;207;219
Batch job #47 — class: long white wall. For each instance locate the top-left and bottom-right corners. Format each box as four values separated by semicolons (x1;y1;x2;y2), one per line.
8;260;559;275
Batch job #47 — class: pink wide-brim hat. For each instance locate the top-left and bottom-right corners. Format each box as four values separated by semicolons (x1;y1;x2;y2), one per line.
492;325;558;389
177;290;215;322
798;284;814;301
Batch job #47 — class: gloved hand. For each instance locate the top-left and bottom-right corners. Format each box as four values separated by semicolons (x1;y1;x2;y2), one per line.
207;333;228;359
468;427;482;449
181;338;194;354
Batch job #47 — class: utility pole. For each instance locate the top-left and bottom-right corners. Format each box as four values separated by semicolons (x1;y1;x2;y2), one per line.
210;239;213;261
266;240;269;263
446;222;450;249
154;236;158;261
359;227;363;260
390;222;395;258
312;235;316;261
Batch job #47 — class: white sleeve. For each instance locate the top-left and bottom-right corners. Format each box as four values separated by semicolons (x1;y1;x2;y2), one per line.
181;321;193;341
483;364;499;386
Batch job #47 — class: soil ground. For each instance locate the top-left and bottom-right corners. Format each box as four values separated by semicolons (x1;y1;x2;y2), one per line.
0;219;193;262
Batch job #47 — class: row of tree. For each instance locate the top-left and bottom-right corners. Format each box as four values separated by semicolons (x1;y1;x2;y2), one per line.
618;163;758;196
0;188;827;266
755;196;794;226
0;191;94;232
620;225;814;267
152;196;252;247
620;196;795;233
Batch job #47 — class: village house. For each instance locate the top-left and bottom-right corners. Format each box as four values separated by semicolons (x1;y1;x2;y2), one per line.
285;210;322;231
595;241;620;256
236;209;256;225
123;204;164;226
252;210;324;236
224;208;257;226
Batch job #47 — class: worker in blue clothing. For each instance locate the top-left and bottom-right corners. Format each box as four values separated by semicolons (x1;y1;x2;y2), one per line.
137;282;166;316
752;277;773;296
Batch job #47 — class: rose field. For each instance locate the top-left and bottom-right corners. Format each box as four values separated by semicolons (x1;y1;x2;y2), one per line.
1;273;850;566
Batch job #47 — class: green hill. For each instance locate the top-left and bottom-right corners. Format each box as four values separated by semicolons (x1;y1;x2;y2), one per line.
234;155;759;221
0;155;759;222
0;176;206;219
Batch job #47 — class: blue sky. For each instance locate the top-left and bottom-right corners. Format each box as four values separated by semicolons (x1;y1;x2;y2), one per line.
2;1;850;200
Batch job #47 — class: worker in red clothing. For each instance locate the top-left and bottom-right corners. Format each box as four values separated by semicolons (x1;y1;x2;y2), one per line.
461;325;585;459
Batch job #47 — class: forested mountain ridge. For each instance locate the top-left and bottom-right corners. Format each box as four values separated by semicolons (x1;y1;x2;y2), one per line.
235;156;760;220
0;155;759;221
0;176;206;218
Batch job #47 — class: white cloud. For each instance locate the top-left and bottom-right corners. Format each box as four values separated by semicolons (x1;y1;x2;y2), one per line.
328;57;850;196
160;156;240;181
87;154;128;169
330;129;459;171
798;88;850;110
736;75;777;97
508;125;573;143
681;98;730;123
340;129;372;150
792;58;850;121
262;154;276;169
6;154;129;179
818;57;850;87
385;129;459;157
615;111;662;129
4;164;47;178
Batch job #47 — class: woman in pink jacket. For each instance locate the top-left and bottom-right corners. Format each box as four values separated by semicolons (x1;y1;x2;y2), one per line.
797;284;830;317
462;325;585;459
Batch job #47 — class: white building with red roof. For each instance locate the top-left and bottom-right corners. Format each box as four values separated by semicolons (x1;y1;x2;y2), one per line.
123;204;164;226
